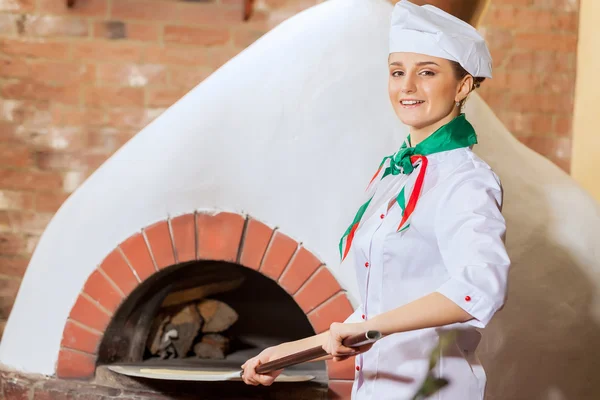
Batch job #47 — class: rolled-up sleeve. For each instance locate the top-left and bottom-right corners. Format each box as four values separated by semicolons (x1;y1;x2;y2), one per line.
434;167;511;328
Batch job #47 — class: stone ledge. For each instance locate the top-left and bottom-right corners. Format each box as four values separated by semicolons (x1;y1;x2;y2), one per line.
0;365;336;400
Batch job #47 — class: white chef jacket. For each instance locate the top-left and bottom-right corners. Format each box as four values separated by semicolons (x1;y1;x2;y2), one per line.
344;146;511;400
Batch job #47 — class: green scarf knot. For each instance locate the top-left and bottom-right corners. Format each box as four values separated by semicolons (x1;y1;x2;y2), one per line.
391;146;416;175
382;114;478;179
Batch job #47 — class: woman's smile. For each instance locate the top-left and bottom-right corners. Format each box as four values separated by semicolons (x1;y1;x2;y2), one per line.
399;99;425;108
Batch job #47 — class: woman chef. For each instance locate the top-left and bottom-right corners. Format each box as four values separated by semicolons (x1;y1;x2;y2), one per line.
241;1;511;398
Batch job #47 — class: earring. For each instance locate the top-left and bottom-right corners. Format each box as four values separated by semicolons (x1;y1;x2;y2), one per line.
456;101;460;107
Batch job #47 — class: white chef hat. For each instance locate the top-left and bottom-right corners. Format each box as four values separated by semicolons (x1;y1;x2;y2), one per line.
389;0;493;79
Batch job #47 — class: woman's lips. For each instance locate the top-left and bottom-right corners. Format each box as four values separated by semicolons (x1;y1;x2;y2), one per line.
399;100;425;108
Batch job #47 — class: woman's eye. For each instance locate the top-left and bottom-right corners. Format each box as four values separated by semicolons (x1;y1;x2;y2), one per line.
420;70;435;76
391;71;404;77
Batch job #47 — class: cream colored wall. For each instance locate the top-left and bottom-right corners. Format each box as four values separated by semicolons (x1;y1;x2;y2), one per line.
572;0;600;203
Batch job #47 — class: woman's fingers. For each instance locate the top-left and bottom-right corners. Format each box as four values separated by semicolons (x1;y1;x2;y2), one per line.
241;357;261;385
329;342;375;362
241;356;281;386
353;343;374;354
257;373;277;386
337;344;358;355
329;346;355;357
326;332;357;357
326;322;373;358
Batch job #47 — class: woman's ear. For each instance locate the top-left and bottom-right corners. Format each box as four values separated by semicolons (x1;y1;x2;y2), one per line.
455;74;474;103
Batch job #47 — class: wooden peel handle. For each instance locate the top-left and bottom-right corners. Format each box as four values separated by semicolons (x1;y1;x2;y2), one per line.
254;330;381;374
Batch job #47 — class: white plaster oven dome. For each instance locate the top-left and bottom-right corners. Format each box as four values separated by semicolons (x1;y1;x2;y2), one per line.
1;1;600;399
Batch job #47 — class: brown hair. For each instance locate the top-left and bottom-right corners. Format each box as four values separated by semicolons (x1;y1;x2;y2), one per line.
450;61;485;110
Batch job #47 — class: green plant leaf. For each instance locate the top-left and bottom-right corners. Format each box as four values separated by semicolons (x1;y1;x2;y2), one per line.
413;329;458;399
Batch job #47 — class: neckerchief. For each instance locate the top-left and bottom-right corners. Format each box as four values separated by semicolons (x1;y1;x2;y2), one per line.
339;113;477;261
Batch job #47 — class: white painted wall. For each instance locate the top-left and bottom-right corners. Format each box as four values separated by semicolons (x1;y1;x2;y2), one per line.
2;1;600;398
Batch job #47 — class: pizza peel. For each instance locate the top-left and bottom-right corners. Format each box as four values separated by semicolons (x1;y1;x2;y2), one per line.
107;330;381;383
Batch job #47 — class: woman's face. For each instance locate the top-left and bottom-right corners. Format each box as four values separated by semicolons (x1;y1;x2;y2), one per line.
388;52;468;132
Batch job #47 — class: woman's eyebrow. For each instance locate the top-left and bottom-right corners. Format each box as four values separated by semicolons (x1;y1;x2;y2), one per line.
416;61;439;66
389;61;440;67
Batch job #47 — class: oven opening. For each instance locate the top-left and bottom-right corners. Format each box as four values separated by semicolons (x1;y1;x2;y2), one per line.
95;260;328;393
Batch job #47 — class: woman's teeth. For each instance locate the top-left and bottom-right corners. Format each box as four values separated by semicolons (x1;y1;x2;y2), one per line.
401;100;424;105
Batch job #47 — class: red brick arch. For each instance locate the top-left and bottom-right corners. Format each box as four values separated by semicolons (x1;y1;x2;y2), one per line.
56;211;355;395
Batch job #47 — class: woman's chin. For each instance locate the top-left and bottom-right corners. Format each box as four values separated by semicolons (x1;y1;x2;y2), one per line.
396;114;428;130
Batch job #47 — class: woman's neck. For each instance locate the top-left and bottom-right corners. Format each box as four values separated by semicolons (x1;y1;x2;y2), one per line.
409;110;460;146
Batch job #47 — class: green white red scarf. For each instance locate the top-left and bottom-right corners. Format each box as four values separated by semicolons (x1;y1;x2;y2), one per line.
339;114;478;261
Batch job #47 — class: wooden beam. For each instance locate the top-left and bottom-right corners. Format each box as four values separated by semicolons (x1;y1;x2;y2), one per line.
390;0;490;28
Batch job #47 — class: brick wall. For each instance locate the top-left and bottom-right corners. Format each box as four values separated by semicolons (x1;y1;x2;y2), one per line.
478;0;579;172
0;0;580;339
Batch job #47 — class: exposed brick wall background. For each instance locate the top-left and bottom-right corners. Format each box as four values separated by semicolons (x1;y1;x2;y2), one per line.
478;0;579;172
0;0;580;339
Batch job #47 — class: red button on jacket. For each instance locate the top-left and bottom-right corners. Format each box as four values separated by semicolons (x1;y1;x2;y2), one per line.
465;295;471;302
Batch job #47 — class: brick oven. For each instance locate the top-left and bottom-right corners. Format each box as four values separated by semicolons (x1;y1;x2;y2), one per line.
0;214;361;400
55;211;358;399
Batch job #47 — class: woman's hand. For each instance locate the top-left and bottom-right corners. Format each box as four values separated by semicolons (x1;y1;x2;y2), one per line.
241;346;283;386
323;322;374;362
240;331;330;386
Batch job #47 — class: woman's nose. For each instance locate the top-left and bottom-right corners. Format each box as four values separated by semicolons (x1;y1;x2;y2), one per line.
401;77;416;94
401;78;416;94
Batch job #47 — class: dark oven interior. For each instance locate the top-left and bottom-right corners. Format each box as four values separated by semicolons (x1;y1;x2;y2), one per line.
95;260;328;397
